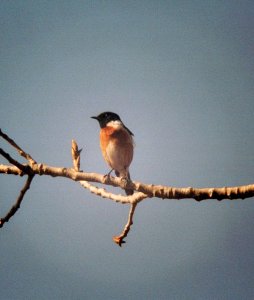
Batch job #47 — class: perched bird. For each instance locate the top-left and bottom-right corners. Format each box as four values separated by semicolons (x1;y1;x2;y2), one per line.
91;112;134;195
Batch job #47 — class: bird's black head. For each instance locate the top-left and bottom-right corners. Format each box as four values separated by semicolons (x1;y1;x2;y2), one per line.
91;111;121;128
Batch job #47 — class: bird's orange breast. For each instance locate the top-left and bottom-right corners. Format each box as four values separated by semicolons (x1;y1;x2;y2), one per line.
100;126;115;152
100;126;133;171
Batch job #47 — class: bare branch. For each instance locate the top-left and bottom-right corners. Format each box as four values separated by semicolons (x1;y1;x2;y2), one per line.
0;175;34;228
133;182;254;201
0;148;31;174
0;164;24;176
113;203;137;247
1;130;254;246
1;162;254;202
0;129;36;164
79;180;148;204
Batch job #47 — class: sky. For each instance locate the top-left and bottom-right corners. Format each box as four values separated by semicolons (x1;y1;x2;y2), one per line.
1;1;254;299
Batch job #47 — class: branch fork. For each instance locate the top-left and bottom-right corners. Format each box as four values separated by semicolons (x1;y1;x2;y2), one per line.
71;139;140;246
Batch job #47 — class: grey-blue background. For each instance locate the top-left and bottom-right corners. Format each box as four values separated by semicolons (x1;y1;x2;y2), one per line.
1;1;254;299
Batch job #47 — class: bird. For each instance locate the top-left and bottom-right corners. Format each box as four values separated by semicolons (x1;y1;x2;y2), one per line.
91;112;134;195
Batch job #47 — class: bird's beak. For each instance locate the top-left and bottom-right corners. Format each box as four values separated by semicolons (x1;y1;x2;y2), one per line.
91;116;98;120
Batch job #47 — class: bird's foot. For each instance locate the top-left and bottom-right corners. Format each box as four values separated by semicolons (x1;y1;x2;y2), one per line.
102;169;114;183
120;176;128;186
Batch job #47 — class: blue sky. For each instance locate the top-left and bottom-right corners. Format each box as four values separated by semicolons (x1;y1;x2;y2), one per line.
1;1;254;299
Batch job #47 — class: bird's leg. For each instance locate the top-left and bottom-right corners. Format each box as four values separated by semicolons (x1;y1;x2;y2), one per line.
107;168;114;176
102;168;114;183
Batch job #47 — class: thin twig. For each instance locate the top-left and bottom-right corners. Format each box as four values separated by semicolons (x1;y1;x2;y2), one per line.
113;203;137;246
0;129;36;164
0;148;30;174
0;175;34;228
